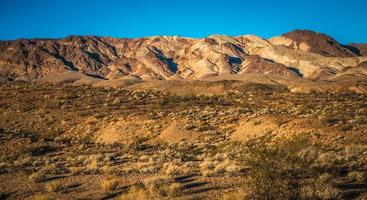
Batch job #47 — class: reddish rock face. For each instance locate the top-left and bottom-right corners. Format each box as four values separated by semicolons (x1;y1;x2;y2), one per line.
281;30;357;57
240;55;300;77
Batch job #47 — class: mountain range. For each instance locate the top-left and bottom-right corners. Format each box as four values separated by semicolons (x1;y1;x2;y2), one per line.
1;29;367;92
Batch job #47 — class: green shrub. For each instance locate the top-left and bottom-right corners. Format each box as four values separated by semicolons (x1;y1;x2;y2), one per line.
241;133;321;200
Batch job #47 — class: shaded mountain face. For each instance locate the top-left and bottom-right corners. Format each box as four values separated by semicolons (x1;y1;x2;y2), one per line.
0;30;366;81
347;43;367;56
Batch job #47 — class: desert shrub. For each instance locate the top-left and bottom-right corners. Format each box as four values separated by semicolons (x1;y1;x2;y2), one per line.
161;162;187;176
43;100;61;110
0;162;9;173
347;171;367;183
101;177;120;191
143;176;180;198
241;133;321;200
78;110;91;116
24;145;56;156
143;176;172;189
119;186;154;200
317;151;340;166
29;172;48;183
219;189;248;200
45;181;62;192
214;158;241;174
119;178;180;200
299;174;342;199
318;173;332;183
18;102;35;112
320;115;340;126
345;145;367;157
314;184;341;200
339;123;353;131
198;156;217;177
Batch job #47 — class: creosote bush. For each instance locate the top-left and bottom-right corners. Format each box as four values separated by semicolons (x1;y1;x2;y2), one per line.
119;176;180;200
241;133;325;200
45;180;62;192
101;177;120;191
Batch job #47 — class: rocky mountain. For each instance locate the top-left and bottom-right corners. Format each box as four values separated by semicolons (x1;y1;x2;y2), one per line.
0;30;366;82
269;30;358;57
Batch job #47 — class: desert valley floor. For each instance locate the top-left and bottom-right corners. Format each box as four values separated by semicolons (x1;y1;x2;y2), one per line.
0;79;366;200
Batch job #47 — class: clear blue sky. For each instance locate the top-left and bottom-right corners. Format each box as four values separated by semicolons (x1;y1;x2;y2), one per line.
0;0;366;43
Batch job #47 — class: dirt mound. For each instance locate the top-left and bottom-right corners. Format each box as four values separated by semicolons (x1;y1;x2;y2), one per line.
95;119;154;145
231;116;281;142
93;75;142;88
231;116;336;143
158;122;200;143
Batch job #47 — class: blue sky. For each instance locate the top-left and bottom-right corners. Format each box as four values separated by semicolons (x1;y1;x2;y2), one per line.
0;0;366;43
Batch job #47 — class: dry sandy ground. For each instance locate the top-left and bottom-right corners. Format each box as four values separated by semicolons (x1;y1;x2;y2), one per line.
0;81;367;199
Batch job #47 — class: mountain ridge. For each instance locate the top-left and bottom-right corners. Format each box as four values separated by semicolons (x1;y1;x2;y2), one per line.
0;29;366;82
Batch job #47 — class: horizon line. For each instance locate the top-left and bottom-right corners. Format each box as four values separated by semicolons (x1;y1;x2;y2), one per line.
0;29;364;45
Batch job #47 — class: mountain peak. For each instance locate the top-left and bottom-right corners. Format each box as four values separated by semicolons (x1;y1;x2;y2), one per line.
269;29;357;57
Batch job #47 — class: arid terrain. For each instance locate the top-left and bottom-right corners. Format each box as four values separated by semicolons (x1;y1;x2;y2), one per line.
0;30;367;200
